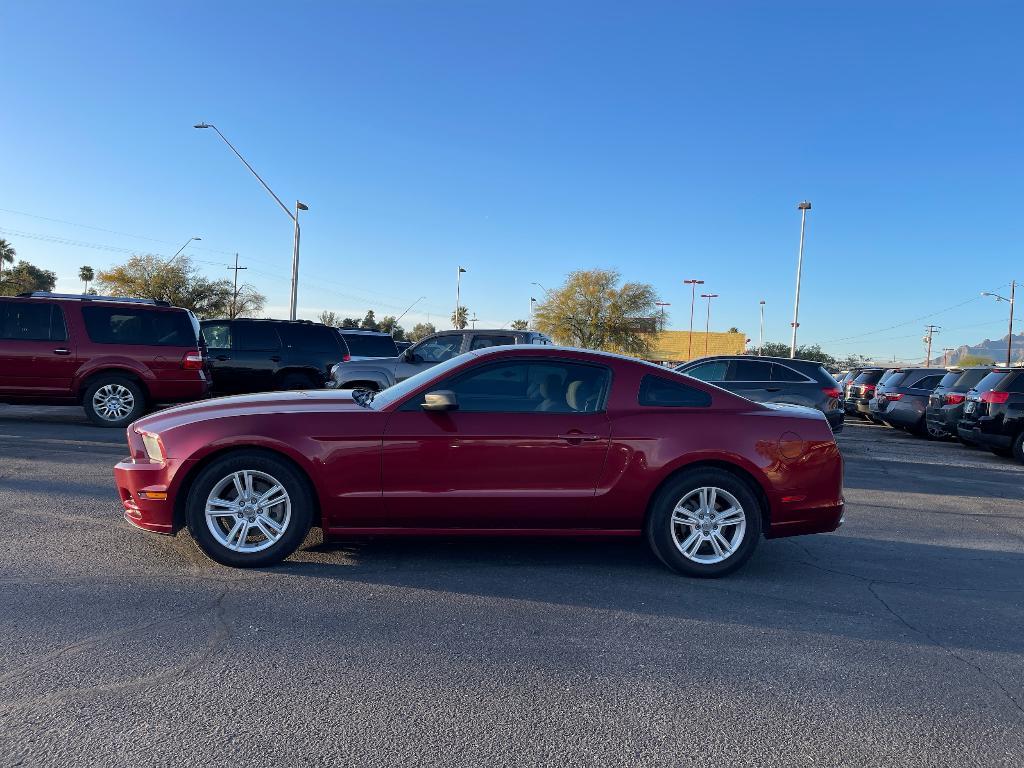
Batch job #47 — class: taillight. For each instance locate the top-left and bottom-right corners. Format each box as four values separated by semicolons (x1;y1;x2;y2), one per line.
944;393;966;405
981;390;1010;404
862;384;876;393
885;393;903;401
822;387;842;399
181;350;204;370
342;354;351;363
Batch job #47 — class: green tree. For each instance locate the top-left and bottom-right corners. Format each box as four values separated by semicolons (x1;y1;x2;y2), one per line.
95;254;263;319
360;310;378;330
746;340;838;369
0;239;17;281
340;317;360;329
78;265;94;293
958;354;994;366
377;315;405;340
451;306;469;330
0;260;57;296
318;310;341;327
532;269;660;356
510;319;529;330
408;322;436;342
727;326;740;334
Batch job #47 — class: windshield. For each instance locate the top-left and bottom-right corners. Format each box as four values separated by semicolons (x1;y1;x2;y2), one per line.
854;370;885;385
366;353;474;410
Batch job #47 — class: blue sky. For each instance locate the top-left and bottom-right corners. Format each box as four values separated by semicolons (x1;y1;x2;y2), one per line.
2;1;1021;360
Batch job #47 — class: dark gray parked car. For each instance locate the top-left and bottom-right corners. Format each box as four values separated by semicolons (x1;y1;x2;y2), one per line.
674;355;844;433
926;366;992;440
328;328;553;391
867;367;945;435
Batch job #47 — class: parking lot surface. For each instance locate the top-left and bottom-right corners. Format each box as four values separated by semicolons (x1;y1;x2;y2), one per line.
1;405;1022;766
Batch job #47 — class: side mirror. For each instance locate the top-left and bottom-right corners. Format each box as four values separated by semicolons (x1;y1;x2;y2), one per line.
421;390;459;412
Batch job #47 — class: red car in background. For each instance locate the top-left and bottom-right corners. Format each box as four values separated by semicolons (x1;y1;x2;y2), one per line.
114;346;844;577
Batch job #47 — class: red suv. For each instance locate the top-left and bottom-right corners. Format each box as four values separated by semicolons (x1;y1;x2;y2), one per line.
0;292;210;427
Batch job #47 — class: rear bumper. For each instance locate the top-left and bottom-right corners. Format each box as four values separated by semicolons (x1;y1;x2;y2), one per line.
114;457;191;534
765;499;845;539
881;401;926;429
957;423;1012;450
926;405;961;435
147;375;211;404
824;408;844;433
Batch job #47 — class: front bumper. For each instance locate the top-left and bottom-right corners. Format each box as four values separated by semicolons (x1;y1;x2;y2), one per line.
114;457;191;534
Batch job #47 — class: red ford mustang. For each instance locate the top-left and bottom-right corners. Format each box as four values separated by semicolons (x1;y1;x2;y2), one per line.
114;346;843;576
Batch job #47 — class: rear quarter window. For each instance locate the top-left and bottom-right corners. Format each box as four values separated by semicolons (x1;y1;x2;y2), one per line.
954;368;990;390
341;333;398;357
82;306;196;346
973;371;1010;392
281;324;339;353
937;371;962;388
638;375;712;407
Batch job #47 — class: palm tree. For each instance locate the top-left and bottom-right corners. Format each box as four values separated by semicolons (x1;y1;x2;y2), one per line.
79;265;95;293
451;305;469;330
0;238;15;282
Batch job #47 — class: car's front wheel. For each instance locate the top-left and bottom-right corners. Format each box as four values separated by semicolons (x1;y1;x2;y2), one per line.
646;468;762;577
185;451;313;567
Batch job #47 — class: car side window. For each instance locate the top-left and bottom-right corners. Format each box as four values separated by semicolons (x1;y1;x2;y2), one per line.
911;374;942;390
729;360;774;381
414;335;462;363
470;335;515;350
771;364;807;382
0;302;62;341
234;323;281;351
406;360;611;413
638;375;711;407
684;361;728;382
1007;373;1024;394
202;323;231;349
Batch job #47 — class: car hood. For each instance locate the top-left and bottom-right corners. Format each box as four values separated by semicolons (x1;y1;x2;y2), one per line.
132;389;365;433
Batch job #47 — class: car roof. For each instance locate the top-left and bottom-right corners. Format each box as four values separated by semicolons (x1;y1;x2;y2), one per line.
680;354;825;371
468;344;687;375
336;328;393;336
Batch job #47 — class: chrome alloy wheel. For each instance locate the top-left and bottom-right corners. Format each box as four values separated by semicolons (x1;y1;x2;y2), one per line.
670;486;746;564
205;470;292;553
91;384;135;421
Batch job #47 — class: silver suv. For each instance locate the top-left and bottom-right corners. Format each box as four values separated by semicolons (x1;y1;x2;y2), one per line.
328;329;553;391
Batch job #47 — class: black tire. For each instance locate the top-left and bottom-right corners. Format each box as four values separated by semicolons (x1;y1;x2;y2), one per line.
82;375;147;427
645;467;763;578
344;381;381;393
279;373;315;391
185;450;314;567
1012;432;1024;465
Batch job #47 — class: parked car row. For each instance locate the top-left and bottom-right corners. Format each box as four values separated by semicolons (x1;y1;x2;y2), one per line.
838;363;1024;463
0;292;551;427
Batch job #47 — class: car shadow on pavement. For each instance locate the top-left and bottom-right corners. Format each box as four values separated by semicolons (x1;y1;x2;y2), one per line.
844;458;1024;501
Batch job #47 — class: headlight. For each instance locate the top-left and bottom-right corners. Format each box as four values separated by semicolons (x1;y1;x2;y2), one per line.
140;431;165;463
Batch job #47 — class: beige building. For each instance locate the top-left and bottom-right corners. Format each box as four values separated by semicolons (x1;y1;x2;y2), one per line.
647;330;747;365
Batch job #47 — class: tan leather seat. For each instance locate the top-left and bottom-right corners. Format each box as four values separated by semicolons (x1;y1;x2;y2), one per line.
537;374;567;412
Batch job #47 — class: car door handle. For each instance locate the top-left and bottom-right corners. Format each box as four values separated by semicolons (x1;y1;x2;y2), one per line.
558;433;603;443
53;348;70;355
270;356;282;362
215;354;231;361
765;387;782;392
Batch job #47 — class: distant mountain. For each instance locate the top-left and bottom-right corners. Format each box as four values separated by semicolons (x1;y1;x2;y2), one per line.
927;332;1024;367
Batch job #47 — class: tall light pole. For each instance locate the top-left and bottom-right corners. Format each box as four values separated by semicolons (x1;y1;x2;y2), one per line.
530;297;538;329
758;300;766;356
169;236;201;264
455;266;467;328
395;296;427;328
194;122;308;320
790;200;812;358
684;279;705;360
982;280;1017;365
701;293;719;356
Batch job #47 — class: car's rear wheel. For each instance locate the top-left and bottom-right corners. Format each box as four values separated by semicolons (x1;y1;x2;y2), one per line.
989;446;1014;458
1012;432;1024;464
280;373;315;391
82;376;146;427
185;451;313;567
646;468;762;577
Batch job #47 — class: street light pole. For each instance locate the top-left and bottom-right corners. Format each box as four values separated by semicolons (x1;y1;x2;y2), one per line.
758;300;766;356
982;280;1017;365
169;236;202;264
684;279;704;360
530;297;537;329
701;293;718;356
194;122;308;320
790;200;812;358
455;267;467;328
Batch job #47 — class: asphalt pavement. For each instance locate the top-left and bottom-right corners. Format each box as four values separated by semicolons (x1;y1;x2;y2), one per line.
0;405;1022;767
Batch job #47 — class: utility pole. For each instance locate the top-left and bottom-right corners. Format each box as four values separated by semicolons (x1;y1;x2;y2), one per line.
227;253;247;319
701;293;719;356
942;347;955;367
923;325;941;367
655;301;671;332
982;281;1017;365
790;201;812;358
455;267;467;329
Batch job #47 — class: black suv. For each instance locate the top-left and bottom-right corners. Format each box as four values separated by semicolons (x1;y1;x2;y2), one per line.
674;355;844;433
846;368;889;418
336;329;399;360
199;319;347;395
957;367;1024;461
867;367;945;435
925;367;991;440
